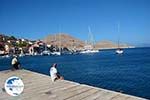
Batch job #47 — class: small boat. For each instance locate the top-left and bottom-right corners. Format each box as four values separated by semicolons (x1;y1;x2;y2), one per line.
80;27;99;54
116;23;124;54
19;54;25;57
41;43;51;56
51;33;61;56
1;54;10;58
0;51;5;56
19;49;25;57
41;50;51;56
51;51;61;55
116;48;123;54
80;49;99;54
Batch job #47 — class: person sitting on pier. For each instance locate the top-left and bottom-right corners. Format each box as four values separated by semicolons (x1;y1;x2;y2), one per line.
11;55;21;70
50;63;64;82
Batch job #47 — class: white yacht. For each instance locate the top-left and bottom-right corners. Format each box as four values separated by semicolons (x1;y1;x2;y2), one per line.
51;51;61;55
80;50;99;54
80;45;99;54
41;44;51;56
116;49;123;54
51;33;61;56
116;23;124;54
42;50;51;56
19;48;25;57
80;27;99;54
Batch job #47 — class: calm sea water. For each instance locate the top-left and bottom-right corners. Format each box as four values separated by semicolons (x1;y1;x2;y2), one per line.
0;47;150;99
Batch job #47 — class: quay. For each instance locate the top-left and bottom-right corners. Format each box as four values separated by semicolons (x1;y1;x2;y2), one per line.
0;69;146;100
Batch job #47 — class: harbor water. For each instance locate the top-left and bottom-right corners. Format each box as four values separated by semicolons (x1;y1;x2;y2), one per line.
0;47;150;99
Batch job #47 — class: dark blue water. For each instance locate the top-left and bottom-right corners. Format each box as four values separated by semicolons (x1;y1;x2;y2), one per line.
0;47;150;99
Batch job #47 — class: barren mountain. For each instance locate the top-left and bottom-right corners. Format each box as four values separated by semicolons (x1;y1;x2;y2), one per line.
43;33;131;50
43;33;85;50
94;40;131;49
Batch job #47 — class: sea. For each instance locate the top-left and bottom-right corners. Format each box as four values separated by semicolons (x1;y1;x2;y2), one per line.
0;47;150;99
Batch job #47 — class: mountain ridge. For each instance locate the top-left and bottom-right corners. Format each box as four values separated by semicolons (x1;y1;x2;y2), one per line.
43;33;133;50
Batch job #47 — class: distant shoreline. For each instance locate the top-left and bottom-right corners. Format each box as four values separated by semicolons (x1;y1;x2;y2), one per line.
98;46;135;50
98;46;150;51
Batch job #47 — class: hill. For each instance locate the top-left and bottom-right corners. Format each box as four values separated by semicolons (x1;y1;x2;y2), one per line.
43;33;132;50
43;33;85;50
94;40;132;49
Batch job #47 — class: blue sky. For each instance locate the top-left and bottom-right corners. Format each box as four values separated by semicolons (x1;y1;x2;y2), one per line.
0;0;150;46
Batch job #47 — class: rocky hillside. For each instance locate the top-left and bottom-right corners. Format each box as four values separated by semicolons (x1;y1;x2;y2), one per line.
43;33;131;50
43;33;85;50
94;40;131;49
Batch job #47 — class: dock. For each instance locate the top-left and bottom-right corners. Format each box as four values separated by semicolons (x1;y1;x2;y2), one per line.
0;69;146;100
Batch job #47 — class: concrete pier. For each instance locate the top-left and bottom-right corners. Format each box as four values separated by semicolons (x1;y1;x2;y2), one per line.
0;70;146;100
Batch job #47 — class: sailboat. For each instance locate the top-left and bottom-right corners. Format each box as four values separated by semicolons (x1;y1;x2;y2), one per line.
80;27;99;54
42;44;51;56
116;23;124;54
116;42;124;54
51;33;61;56
19;48;25;57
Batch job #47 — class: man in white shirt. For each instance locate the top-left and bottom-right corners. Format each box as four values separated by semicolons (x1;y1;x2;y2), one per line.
11;57;17;65
50;63;63;82
11;56;20;70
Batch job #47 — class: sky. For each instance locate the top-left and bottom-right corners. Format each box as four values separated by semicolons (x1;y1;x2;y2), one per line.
0;0;150;46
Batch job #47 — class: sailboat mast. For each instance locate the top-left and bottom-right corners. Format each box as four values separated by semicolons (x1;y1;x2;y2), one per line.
117;23;120;48
116;22;124;54
59;33;61;53
58;26;61;54
88;26;94;46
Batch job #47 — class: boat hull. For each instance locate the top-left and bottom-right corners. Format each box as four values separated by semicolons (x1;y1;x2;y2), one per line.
80;50;99;54
116;49;123;54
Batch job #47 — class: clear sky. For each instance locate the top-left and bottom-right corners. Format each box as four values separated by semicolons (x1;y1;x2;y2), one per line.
0;0;150;46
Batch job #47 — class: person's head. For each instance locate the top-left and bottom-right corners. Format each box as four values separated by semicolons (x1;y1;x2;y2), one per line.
52;63;57;68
